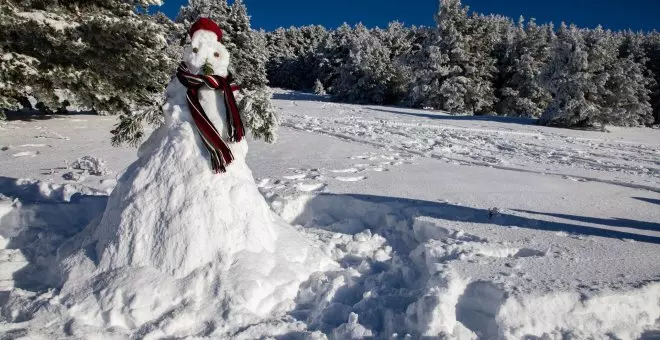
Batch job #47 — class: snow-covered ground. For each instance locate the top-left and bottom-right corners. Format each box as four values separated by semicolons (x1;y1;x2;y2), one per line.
0;89;659;339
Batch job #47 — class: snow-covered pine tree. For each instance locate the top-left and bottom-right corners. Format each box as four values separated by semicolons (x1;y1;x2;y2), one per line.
112;12;183;145
266;27;298;89
644;31;660;124
331;23;394;104
435;0;499;114
318;23;355;94
177;0;278;142
496;17;553;118
540;25;651;127
599;31;654;126
374;22;415;104
266;25;329;91
404;26;448;108
600;55;654;126
0;0;174;142
539;24;593;127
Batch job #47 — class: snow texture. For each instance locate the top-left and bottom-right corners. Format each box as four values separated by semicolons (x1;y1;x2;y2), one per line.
0;89;659;339
70;156;109;176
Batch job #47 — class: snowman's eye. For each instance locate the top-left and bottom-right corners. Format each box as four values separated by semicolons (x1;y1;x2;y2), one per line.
192;47;199;53
214;52;220;58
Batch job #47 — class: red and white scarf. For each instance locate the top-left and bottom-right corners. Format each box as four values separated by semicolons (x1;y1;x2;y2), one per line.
176;62;245;173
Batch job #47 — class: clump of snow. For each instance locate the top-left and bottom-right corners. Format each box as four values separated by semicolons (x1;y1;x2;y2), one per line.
496;284;660;339
62;171;85;182
331;313;373;339
15;11;80;31
404;268;473;338
70;156;109;176
0;194;14;222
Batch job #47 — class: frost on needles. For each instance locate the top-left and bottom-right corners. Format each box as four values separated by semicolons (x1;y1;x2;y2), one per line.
0;0;175;131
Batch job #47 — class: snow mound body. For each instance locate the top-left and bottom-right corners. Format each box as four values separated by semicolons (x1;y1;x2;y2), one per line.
50;68;335;335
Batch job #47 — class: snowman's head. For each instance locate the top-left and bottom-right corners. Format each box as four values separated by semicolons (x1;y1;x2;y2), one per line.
183;30;231;77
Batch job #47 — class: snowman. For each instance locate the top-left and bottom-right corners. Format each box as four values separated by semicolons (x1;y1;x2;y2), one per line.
53;18;336;332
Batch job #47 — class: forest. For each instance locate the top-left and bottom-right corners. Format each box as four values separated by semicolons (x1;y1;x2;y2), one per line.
1;0;659;145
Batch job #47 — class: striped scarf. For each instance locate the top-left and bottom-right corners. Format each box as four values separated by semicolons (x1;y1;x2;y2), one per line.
176;62;245;173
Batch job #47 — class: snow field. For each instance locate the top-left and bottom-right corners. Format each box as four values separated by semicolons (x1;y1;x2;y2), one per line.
0;90;659;338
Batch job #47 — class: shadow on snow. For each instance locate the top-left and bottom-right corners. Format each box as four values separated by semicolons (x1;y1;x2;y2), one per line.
515;209;660;233
297;193;660;245
633;196;660;206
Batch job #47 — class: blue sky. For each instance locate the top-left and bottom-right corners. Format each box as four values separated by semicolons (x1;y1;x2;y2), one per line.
159;0;660;32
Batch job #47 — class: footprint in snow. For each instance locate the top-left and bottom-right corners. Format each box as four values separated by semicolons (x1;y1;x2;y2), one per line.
256;178;271;188
296;182;326;192
18;144;49;148
330;168;360;174
335;176;367;182
12;151;39;157
283;173;308;180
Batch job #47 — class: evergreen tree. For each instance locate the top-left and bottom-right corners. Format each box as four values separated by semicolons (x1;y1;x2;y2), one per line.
266;25;328;90
405;27;449;108
177;0;278;142
601;31;654;126
0;0;174;141
644;32;660;124
266;27;298;89
541;25;653;127
600;55;654;126
435;0;498;114
331;23;393;104
318;23;354;94
540;24;606;127
496;18;553;117
375;22;416;104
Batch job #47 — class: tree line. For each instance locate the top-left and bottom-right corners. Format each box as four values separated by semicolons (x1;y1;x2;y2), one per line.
266;0;660;128
1;0;658;148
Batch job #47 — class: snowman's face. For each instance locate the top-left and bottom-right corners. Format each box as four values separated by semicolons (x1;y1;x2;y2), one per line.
183;30;230;77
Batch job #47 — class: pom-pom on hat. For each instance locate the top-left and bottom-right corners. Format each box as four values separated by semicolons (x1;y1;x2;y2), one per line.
189;18;223;42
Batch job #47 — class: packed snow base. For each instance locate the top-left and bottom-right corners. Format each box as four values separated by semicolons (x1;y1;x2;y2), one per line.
0;90;659;338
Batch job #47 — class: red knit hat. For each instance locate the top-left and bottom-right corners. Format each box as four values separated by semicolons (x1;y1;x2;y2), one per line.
189;18;223;42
